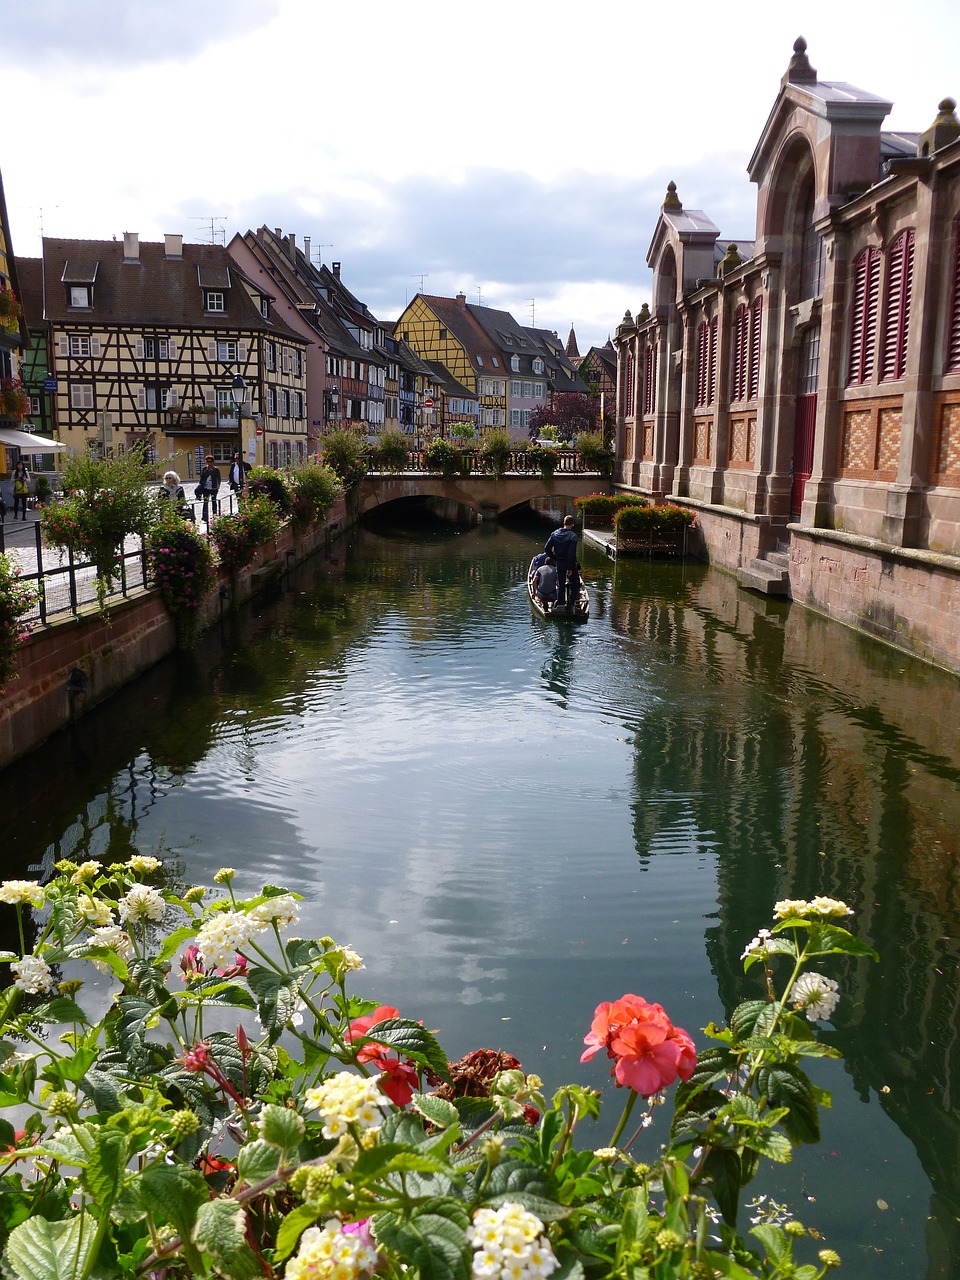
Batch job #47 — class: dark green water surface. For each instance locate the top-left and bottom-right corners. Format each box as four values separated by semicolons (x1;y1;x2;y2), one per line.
4;514;960;1278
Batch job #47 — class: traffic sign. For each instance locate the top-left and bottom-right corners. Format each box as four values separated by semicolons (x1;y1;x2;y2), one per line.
423;397;434;409
256;425;264;437
43;378;58;392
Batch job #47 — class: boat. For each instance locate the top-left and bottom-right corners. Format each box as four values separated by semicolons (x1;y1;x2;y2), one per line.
527;558;589;620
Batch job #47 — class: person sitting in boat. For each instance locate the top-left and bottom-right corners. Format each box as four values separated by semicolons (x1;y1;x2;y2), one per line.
533;555;559;609
531;550;549;571
545;516;578;606
566;560;583;608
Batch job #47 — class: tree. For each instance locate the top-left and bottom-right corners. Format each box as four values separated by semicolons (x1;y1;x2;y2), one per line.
528;392;600;442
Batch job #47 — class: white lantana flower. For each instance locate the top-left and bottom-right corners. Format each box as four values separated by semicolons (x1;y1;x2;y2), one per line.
251;894;300;930
304;1072;388;1140
285;1220;378;1280
87;926;134;971
118;883;165;925
466;1203;558;1280
11;955;54;994
740;928;772;960
0;881;44;907
127;855;162;875
78;894;114;927
792;972;840;1022
195;910;259;970
70;861;102;885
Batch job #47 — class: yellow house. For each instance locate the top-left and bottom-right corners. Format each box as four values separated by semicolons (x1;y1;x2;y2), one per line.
396;293;507;434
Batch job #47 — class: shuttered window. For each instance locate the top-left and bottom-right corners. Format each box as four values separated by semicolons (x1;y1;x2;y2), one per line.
708;317;718;406
848;246;881;385
946;218;960;372
748;298;763;400
695;322;709;407
880;230;915;381
624;352;635;415
731;304;748;402
643;342;657;416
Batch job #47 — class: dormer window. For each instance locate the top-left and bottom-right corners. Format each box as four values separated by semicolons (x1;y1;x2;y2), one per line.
477;355;484;367
511;355;520;372
69;285;92;308
260;296;271;319
206;291;225;313
491;356;500;367
533;358;544;375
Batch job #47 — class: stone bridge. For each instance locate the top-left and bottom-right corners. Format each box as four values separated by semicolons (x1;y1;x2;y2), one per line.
358;471;609;519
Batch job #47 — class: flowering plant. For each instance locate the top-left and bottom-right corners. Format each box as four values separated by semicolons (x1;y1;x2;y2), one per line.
0;553;35;688
0;287;22;335
289;461;341;532
0;378;30;419
247;467;293;515
614;502;697;535
0;868;872;1280
210;494;282;570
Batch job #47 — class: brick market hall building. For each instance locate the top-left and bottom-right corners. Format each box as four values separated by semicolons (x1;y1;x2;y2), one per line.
614;39;960;672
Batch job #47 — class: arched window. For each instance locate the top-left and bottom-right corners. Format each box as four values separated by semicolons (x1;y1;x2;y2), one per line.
949;218;960;373
643;342;657;416
799;186;825;301
880;230;915;381
848;246;881;385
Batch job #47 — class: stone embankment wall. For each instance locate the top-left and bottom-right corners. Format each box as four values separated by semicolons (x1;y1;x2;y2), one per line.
0;499;347;770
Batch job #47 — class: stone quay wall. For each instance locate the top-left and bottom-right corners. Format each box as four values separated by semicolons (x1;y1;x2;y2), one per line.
0;498;347;770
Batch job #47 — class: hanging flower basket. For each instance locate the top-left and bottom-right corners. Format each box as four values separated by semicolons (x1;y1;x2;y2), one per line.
0;287;21;335
0;379;30;420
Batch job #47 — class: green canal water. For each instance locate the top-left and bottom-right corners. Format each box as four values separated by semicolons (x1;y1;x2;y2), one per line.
3;511;960;1278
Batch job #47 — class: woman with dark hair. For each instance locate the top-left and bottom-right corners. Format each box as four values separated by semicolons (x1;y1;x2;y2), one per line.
12;461;29;521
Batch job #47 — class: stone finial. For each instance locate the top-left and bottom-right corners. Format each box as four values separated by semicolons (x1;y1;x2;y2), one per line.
616;309;636;339
784;36;817;86
662;181;682;212
718;244;744;277
636;302;651;323
918;96;960;157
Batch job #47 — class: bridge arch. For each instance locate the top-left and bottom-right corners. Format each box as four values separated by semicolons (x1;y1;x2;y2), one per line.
358;474;610;519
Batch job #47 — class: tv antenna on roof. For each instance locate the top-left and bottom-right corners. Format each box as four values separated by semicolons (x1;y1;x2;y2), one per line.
529;299;536;327
188;216;227;245
413;273;429;293
476;286;484;306
312;243;333;266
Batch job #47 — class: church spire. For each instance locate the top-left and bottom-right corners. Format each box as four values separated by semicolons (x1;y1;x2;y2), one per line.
566;325;580;358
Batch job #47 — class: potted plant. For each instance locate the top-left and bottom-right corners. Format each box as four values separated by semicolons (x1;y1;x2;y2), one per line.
0;287;21;336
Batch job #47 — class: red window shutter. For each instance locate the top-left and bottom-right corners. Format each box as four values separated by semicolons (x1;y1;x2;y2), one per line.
624;352;635;415
748;298;763;399
644;343;656;415
948;218;960;372
881;230;914;381
696;322;708;406
732;304;748;401
708;317;718;405
848;247;881;385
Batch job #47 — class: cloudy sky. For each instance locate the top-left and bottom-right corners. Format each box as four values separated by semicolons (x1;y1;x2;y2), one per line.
3;0;959;350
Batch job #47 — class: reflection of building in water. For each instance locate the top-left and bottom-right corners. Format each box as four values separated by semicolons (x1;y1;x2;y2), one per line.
612;561;960;1275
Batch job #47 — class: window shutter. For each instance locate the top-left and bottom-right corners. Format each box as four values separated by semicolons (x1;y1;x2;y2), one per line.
848;247;880;385
168;387;179;407
58;335;68;359
643;343;657;416
137;387;146;410
135;337;144;360
90;336;101;358
168;337;179;360
748;298;762;399
238;341;248;363
881;230;914;381
696;322;707;406
206;341;216;362
708;316;718;405
732;304;748;401
949;219;960;372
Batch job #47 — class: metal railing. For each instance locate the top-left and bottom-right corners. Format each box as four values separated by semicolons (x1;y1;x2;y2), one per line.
368;449;605;476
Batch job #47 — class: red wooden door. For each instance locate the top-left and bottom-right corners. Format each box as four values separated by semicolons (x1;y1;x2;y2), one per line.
791;393;817;518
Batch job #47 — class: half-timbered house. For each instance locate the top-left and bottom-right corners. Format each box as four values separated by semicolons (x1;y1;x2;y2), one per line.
18;234;307;477
0;164;32;476
614;39;960;671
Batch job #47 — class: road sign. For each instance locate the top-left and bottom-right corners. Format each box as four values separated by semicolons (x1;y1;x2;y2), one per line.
423;397;434;409
256;425;264;437
43;378;58;392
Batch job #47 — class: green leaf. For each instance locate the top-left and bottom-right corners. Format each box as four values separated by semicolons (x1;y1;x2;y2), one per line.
80;1069;124;1114
247;968;300;1044
235;1139;282;1186
374;1207;470;1280
411;1093;459;1131
482;1160;568;1221
742;937;797;971
140;1161;208;1243
756;1064;821;1145
4;1214;95;1280
751;1223;790;1264
41;1048;98;1085
352;1144;455;1185
192;1198;260;1280
30;998;88;1026
260;1103;305;1153
356;1018;450;1082
275;1204;318;1263
744;1128;793;1163
616;1186;650;1260
807;924;879;960
701;1146;742;1226
730;1000;773;1041
157;924;200;963
187;983;256;1010
83;1129;128;1205
704;1249;768;1279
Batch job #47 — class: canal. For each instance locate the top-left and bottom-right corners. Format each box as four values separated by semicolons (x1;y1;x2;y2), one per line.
3;511;960;1278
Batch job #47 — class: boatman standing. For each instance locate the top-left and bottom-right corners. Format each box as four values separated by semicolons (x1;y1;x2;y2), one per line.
545;515;578;606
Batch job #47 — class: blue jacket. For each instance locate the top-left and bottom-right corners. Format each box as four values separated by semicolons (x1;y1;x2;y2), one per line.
545;527;578;565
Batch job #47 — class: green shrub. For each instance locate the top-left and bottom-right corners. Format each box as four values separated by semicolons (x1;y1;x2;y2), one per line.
319;425;368;487
576;430;614;476
0;554;35;688
529;445;558;478
424;438;462;478
246;466;292;514
210;494;282;569
614;502;696;534
575;493;648;520
373;428;412;473
480;429;514;477
447;421;476;442
289;461;341;531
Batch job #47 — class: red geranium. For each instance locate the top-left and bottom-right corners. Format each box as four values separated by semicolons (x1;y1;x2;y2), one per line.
347;1005;420;1106
581;993;696;1096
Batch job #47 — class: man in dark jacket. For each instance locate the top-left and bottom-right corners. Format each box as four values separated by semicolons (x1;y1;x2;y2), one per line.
545;515;578;605
197;454;222;523
228;451;251;495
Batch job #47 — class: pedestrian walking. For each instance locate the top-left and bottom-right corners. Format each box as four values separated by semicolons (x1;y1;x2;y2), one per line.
228;451;250;496
12;461;29;521
195;455;222;523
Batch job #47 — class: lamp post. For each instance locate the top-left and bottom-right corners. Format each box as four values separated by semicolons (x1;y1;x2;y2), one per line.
231;374;248;466
326;384;340;424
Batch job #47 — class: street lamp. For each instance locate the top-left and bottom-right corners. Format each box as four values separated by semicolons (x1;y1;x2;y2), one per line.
231;374;247;462
326;384;340;423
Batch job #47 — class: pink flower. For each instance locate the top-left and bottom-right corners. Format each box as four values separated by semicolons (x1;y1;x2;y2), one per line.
581;994;696;1096
347;1005;419;1105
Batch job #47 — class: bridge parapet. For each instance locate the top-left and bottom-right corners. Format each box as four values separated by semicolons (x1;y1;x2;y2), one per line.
358;465;611;518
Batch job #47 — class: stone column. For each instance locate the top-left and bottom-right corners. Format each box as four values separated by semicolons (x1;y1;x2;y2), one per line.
801;224;846;527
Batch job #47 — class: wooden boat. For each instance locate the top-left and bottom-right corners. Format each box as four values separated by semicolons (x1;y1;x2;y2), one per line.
527;558;589;620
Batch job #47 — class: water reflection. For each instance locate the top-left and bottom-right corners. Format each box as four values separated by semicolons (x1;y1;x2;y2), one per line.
1;519;960;1276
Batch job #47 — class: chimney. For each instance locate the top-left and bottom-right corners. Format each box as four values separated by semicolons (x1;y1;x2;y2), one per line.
164;233;183;258
274;227;282;239
456;292;467;308
122;231;140;262
332;261;341;280
304;235;311;263
288;232;296;258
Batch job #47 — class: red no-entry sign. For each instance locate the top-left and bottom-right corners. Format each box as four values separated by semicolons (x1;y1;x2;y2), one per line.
423;397;434;409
